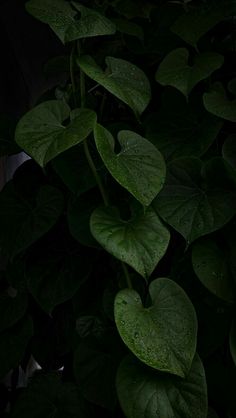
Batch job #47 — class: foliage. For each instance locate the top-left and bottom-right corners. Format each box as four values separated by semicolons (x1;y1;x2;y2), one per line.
0;0;236;417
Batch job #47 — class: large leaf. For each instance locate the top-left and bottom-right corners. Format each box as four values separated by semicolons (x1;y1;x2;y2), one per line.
94;125;166;206
0;316;33;379
90;204;170;280
27;248;91;313
171;3;224;47
192;239;235;303
15;101;96;167
77;55;151;116
203;83;236;122
11;373;90;418
26;0;115;43
144;91;223;161
223;135;236;170
0;289;28;332
153;157;236;244
114;278;197;377
116;354;207;418
0;182;64;259
156;48;223;97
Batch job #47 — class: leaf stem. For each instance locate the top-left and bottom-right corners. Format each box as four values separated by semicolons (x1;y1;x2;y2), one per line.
121;262;132;289
69;44;78;107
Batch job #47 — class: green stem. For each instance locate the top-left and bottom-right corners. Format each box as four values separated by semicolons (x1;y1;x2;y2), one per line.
121;262;132;289
70;44;77;107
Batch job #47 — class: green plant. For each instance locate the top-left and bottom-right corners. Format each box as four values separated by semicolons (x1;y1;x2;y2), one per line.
0;0;236;417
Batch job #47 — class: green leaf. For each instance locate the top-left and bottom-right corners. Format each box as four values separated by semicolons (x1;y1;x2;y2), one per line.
116;353;207;418
153;157;236;244
52;144;96;195
94;125;166;206
0;316;33;379
156;48;223;97
0;289;28;332
203;83;236;122
171;4;224;47
15;101;96;167
145;91;223;161
223;135;236;170
111;18;144;41
0;182;64;259
192;239;235;303
114;278;197;377
11;373;90;418
26;0;115;43
27;248;91;313
77;55;151;116
90;205;170;280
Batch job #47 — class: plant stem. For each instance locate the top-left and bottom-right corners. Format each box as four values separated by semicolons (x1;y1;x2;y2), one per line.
121;262;132;289
69;44;77;107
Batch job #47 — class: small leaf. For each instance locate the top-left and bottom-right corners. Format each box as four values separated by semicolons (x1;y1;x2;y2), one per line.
222;135;236;171
11;372;90;418
145;91;223;161
171;4;224;47
111;18;144;41
192;239;235;303
0;289;28;333
116;354;207;418
0;316;33;379
15;101;96;167
94;125;166;206
90;205;170;280
156;48;224;97
77;55;151;116
26;0;115;43
153;157;236;244
115;278;197;377
203;83;236;122
0;182;64;259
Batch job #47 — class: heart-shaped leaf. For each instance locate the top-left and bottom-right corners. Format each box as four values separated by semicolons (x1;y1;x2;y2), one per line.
15;101;96;167
203;83;236;122
153;157;236;244
0;289;28;333
223;135;236;171
90;205;170;280
11;373;90;418
0;182;64;259
145;91;223;161
116;354;207;418
156;48;224;97
26;0;115;43
94;125;166;206
171;4;224;47
0;316;33;379
192;239;235;303
77;55;151;116
114;278;197;377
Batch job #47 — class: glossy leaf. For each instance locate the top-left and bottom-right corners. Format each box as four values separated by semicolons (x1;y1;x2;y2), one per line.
192;239;234;302
0;316;33;379
0;289;28;332
153;157;236;244
26;0;115;43
171;4;224;47
90;205;170;280
15;101;96;167
11;373;90;418
156;48;223;97
116;354;207;418
115;278;197;377
77;55;151;116
94;125;166;206
145;91;223;161
223;135;236;171
0;182;64;259
203;83;236;122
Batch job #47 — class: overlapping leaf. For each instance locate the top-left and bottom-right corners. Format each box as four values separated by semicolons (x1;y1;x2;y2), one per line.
203;83;236;122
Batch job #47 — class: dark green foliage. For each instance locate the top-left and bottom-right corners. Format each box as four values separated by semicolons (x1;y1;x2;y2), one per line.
0;1;236;417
